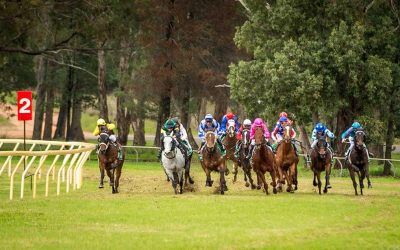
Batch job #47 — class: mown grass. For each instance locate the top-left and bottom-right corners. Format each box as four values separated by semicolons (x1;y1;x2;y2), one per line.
0;159;399;249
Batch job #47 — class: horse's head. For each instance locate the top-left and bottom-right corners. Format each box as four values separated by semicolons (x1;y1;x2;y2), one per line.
254;127;264;146
242;129;250;149
355;130;366;150
227;119;236;138
98;132;110;154
205;131;216;153
163;135;176;159
316;137;327;159
283;125;292;142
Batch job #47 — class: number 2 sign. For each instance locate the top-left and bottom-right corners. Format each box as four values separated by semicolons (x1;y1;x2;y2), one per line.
17;91;32;121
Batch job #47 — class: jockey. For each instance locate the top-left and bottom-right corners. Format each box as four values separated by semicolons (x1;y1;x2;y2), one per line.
341;121;370;161
271;116;297;154
275;111;293;126
219;112;240;139
93;118;123;160
198;114;225;156
234;119;252;159
311;122;335;155
246;118;271;159
171;117;193;157
158;119;187;161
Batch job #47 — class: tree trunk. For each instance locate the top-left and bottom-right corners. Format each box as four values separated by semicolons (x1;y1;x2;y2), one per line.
69;99;85;141
187;127;198;150
43;86;54;140
32;56;47;140
214;98;227;122
97;47;108;121
132;116;146;146
383;117;394;175
180;83;190;129
297;124;311;153
154;85;171;146
116;95;131;145
54;68;71;140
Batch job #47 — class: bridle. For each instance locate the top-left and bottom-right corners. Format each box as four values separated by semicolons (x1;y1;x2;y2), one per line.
98;132;110;154
163;135;177;159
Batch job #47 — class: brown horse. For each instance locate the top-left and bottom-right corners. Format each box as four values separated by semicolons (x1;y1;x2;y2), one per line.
275;125;299;193
238;129;256;189
98;131;125;194
346;130;371;195
222;120;240;182
200;131;228;195
251;127;278;194
310;137;332;194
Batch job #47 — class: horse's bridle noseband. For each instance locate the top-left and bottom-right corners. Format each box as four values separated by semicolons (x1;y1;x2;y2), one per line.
163;136;177;159
99;132;110;153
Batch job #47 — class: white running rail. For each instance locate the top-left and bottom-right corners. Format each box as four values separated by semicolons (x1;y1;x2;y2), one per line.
0;139;95;200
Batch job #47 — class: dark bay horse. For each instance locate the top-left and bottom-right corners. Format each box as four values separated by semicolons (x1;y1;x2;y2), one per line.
222;120;240;182
275;125;299;193
310;137;332;194
346;130;371;195
251;127;278;194
238;129;256;189
98;131;125;194
200;131;228;195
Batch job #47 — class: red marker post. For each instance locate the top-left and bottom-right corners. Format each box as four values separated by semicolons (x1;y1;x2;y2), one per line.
17;91;33;171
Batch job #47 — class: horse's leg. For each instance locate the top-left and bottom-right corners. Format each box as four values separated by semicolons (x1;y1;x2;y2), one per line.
286;168;293;193
99;161;105;188
313;171;317;187
324;162;331;193
172;171;179;195
105;166;113;186
359;170;365;196
184;155;194;186
256;169;262;190
259;171;269;195
349;167;358;195
204;168;213;187
365;163;372;188
233;162;238;183
246;166;256;189
219;168;227;195
179;168;184;194
276;164;284;192
111;168;116;194
293;164;298;190
269;166;278;194
316;170;322;195
114;166;122;193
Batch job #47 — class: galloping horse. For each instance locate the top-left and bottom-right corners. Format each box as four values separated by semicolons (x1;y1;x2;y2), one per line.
251;127;278;194
200;131;228;194
222;119;240;182
161;135;185;194
310;137;332;194
275;125;299;193
238;129;256;189
346;130;372;195
98;131;125;194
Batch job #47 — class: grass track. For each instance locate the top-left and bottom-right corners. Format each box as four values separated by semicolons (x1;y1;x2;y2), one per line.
0;161;399;249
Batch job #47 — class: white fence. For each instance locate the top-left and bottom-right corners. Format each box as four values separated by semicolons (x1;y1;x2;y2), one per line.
0;139;95;200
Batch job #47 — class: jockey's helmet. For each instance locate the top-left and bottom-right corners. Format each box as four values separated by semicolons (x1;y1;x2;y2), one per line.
226;112;234;120
253;118;263;127
165;119;175;130
352;122;361;129
205;114;213;122
97;118;106;126
279;112;288;118
316;123;325;132
243;119;252;126
279;116;288;123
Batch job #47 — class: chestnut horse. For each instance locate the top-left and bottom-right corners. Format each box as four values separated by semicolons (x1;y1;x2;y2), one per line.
310;137;332;194
200;131;228;194
98;131;125;194
222;119;239;182
275;125;299;193
251;127;278;194
238;129;256;189
346;130;371;195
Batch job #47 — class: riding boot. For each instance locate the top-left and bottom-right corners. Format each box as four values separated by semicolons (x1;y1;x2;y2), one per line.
158;140;165;161
292;141;298;156
117;146;123;160
234;141;241;159
246;145;254;160
217;138;226;155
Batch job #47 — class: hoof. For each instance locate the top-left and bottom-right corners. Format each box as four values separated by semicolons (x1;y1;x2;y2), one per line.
313;181;317;187
323;188;328;194
273;188;277;194
189;177;195;184
294;186;298;191
99;184;104;189
368;184;372;189
256;185;261;190
223;185;228;191
327;184;332;189
225;169;230;176
245;182;250;187
251;184;256;190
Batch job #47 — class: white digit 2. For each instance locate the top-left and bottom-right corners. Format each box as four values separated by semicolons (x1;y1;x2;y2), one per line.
19;98;31;114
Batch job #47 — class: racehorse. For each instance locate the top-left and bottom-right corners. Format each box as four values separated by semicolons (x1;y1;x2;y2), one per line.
200;131;228;194
238;129;256;189
250;127;278;194
98;131;125;194
310;136;332;194
222;119;240;182
346;130;372;195
275;125;299;193
161;135;185;194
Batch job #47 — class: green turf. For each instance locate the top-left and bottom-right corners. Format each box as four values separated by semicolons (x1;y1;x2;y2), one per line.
0;160;399;249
